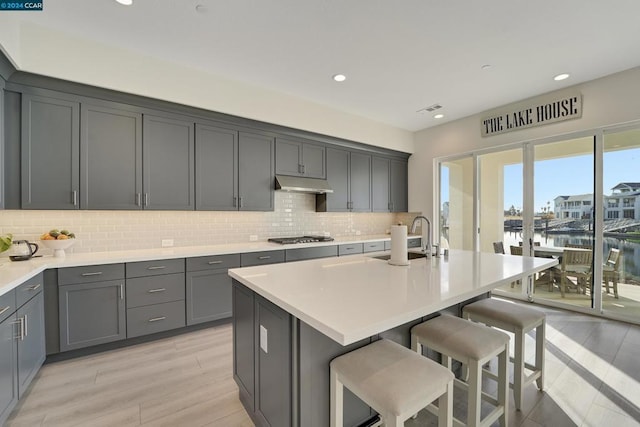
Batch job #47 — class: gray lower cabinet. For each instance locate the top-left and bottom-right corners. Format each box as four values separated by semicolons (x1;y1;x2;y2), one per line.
58;264;127;352
186;254;240;325
363;241;385;253
284;245;337;262
0;309;18;426
338;243;364;256
240;250;285;267
80;102;143;210
0;275;46;426
143;114;195;210
17;291;45;399
21;94;80;209
125;259;186;337
232;280;292;427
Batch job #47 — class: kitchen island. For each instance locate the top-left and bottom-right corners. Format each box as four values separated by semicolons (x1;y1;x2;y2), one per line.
228;250;557;427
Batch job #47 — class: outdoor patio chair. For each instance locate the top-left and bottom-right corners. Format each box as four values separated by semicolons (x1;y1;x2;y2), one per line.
554;249;593;297
603;248;621;299
565;243;592;250
509;245;523;288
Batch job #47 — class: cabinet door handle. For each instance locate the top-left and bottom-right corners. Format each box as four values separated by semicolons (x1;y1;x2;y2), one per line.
233;197;237;207
28;283;42;291
147;266;166;270
299;164;305;174
148;316;166;323
258;255;271;260
72;190;78;206
119;284;124;300
144;193;149;206
238;197;243;208
81;271;103;276
147;288;166;293
207;260;223;265
23;314;28;338
0;306;10;316
135;193;141;206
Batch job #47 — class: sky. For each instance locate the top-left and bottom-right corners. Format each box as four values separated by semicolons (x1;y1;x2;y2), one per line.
440;147;640;213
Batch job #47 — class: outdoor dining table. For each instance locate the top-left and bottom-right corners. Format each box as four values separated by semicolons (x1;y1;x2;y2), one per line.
531;246;592;292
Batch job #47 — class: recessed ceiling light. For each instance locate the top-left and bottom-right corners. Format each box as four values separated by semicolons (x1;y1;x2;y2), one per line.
434;114;444;119
332;74;346;82
115;0;133;5
554;73;570;81
195;4;208;13
481;64;492;70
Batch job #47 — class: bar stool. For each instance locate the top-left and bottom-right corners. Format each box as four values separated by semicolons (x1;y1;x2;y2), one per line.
330;338;455;427
411;314;509;427
462;298;545;411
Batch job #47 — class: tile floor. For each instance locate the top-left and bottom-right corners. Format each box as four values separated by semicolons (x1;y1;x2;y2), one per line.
6;301;640;426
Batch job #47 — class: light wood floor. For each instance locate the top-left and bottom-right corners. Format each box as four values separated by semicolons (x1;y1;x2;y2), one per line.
7;304;640;427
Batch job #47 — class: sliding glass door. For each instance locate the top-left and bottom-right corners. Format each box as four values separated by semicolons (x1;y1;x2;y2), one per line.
440;156;475;251
602;128;640;322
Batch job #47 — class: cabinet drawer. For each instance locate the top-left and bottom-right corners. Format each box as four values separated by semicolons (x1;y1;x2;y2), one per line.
127;300;186;338
58;264;125;285
407;238;422;248
186;254;240;272
362;241;385;253
285;246;337;262
126;273;185;308
126;258;184;278
338;243;363;256
240;250;285;267
0;289;16;323
16;272;44;307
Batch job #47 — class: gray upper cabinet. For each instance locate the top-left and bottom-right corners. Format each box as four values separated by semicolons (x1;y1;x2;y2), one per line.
372;156;391;212
143;114;195;210
238;132;274;211
275;137;325;179
80;103;143;210
390;159;408;212
349;152;372;212
196;126;274;211
195;124;238;211
21;94;80;209
322;147;350;212
319;147;371;212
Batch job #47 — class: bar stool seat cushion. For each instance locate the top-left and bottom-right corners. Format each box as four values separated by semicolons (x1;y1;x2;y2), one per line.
412;314;509;360
463;298;545;330
330;339;454;417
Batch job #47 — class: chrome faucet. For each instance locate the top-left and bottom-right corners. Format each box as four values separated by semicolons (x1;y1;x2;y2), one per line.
410;215;432;256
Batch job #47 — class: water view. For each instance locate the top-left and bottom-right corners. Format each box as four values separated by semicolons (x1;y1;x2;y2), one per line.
503;230;640;284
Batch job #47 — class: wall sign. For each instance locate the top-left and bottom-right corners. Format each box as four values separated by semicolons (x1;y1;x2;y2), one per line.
481;91;582;137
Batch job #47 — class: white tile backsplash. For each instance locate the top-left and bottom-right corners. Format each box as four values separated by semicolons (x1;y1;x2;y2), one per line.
1;192;419;256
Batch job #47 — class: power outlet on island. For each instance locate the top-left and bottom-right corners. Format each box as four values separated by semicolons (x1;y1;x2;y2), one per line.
161;239;174;248
260;324;268;353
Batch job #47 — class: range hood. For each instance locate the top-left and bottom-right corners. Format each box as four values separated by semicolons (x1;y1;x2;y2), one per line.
275;175;333;194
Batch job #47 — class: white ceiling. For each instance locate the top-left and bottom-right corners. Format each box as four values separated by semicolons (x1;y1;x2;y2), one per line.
5;0;640;132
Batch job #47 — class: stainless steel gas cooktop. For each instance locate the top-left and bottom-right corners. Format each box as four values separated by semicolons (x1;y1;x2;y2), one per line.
268;236;334;244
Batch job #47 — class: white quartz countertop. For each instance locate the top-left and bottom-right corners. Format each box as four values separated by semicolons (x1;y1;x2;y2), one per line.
0;234;419;297
228;250;557;346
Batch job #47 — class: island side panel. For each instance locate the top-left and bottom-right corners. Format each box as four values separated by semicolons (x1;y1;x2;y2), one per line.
232;281;256;412
299;321;373;427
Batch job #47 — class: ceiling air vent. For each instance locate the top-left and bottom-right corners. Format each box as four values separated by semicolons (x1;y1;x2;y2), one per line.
417;104;442;113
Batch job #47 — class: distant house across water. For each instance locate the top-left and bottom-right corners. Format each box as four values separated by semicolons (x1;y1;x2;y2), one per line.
554;182;640;220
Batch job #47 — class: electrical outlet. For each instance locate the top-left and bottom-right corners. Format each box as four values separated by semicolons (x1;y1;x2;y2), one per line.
260;325;268;353
161;239;174;247
355;230;361;236
249;235;258;242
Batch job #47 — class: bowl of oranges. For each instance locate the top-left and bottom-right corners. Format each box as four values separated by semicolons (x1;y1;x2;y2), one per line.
40;229;76;257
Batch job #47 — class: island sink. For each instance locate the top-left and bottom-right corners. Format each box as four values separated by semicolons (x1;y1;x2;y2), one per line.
371;252;427;261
